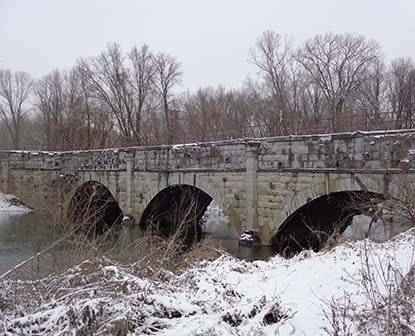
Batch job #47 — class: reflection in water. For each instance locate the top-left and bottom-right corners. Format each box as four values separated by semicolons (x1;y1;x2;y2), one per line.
0;212;57;276
0;211;273;277
201;201;274;261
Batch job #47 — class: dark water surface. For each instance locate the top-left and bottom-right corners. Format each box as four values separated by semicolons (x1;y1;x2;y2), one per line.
0;212;55;276
202;234;274;262
0;212;274;277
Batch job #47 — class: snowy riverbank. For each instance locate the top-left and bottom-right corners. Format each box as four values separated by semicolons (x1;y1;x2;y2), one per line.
1;228;414;335
0;193;31;212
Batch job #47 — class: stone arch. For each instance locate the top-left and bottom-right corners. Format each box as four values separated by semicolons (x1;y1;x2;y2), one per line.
75;172;119;202
144;179;242;235
281;173;392;221
272;190;386;256
67;180;123;235
191;179;243;235
281;180;328;221
145;179;228;212
139;184;214;247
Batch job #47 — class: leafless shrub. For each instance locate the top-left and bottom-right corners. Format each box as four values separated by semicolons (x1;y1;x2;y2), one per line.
321;233;347;252
0;244;223;336
0;185;125;280
1;184;222;282
321;189;415;334
116;231;222;280
322;240;415;335
123;191;222;277
322;296;355;336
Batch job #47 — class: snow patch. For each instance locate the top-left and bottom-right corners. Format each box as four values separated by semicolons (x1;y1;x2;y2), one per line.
319;135;332;142
172;143;199;150
0;192;31;212
1;229;415;335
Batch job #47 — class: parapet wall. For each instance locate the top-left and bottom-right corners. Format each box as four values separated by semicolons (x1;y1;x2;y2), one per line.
1;129;415;244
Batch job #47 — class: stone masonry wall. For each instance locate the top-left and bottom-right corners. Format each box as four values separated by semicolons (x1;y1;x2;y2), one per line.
2;129;415;244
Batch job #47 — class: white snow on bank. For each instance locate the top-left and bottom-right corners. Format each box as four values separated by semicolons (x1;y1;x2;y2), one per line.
0;192;31;212
2;229;415;335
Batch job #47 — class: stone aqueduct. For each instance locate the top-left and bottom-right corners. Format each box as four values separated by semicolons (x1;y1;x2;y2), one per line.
2;129;415;245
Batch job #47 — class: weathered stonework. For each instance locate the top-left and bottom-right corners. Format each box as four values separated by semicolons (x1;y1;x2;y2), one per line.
2;129;415;245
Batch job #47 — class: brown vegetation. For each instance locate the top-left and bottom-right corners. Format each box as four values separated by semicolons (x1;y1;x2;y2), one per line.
0;184;222;281
322;240;415;335
1;32;415;150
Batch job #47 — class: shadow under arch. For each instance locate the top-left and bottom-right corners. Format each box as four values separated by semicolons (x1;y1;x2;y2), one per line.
271;190;386;257
67;180;123;235
139;184;213;247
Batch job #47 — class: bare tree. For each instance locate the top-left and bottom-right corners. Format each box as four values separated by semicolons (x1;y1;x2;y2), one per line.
296;73;326;132
34;67;116;150
354;59;387;129
152;52;182;144
35;70;66;150
0;69;33;149
4;34;415;150
78;43;160;146
297;32;381;131
182;86;253;142
249;31;298;135
78;43;135;145
181;87;213;141
65;66;114;149
386;57;415;129
129;44;156;144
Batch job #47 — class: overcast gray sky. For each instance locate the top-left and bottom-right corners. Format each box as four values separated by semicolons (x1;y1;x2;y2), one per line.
1;0;414;90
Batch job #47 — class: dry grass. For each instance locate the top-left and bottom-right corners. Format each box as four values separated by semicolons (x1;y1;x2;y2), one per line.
322;239;415;336
1;186;224;282
117;224;224;279
0;242;225;336
320;189;415;335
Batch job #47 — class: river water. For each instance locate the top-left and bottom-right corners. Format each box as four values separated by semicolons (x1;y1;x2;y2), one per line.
0;211;273;277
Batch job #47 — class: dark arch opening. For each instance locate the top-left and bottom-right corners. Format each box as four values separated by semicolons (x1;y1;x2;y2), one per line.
139;185;213;247
271;191;386;257
67;181;123;236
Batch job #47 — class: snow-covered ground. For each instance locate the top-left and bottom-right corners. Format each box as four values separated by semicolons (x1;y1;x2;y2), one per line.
1;229;414;335
0;193;31;212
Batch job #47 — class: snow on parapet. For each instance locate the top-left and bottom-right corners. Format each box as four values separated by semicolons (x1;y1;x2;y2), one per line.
172;143;199;151
319;134;332;142
2;129;415;156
